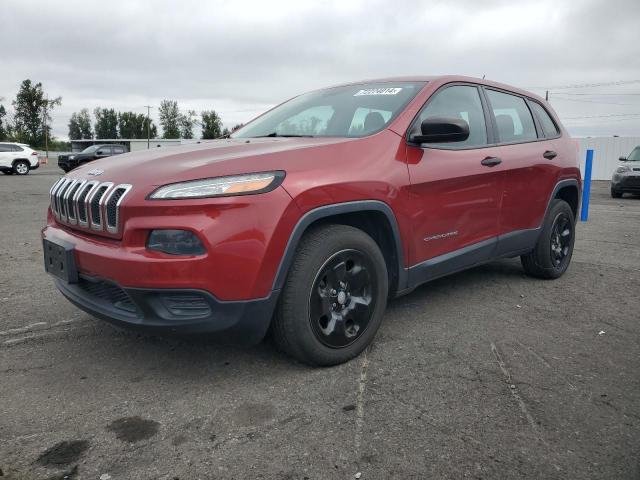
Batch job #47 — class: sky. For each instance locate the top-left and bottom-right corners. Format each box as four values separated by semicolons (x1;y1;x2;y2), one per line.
1;0;639;140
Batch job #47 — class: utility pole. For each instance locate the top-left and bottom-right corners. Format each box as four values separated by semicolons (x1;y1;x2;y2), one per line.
144;105;153;149
44;94;49;162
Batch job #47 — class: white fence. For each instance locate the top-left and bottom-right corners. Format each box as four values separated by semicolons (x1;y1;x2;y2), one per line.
576;137;640;181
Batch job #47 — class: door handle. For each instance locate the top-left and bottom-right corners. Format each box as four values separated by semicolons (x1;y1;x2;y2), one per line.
543;150;557;160
481;156;502;167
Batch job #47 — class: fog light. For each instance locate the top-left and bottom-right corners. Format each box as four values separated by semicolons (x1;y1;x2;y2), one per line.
147;230;205;255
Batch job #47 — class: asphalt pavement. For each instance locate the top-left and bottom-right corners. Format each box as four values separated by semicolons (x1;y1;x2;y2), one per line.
1;163;638;479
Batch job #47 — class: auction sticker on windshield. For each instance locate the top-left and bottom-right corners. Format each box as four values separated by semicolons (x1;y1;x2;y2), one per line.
354;87;402;96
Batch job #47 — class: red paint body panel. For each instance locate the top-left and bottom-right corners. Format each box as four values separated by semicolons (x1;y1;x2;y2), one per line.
44;75;581;307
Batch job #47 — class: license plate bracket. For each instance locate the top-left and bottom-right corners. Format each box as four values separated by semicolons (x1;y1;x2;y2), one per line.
43;238;78;283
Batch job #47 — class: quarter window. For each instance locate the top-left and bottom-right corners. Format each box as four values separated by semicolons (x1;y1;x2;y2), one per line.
12;145;24;152
412;85;488;148
530;101;560;137
486;90;537;143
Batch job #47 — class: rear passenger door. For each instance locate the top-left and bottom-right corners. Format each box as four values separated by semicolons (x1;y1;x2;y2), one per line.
483;89;560;246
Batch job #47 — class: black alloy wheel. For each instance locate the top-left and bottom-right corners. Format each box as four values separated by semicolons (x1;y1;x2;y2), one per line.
549;212;572;269
309;249;376;348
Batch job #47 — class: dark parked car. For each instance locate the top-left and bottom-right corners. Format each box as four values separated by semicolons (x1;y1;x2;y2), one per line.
58;144;127;172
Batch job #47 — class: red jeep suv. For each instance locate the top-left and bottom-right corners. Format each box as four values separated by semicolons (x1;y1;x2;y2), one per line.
43;76;581;366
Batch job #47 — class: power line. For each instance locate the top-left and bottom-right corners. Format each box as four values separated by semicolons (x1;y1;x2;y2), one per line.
561;112;640;119
527;79;640;90
552;92;640;96
551;97;634;106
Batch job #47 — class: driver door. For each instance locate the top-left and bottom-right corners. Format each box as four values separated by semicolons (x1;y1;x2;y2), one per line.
406;84;505;277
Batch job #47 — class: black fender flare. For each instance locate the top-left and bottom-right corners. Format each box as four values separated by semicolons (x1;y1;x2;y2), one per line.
543;179;581;224
271;200;408;293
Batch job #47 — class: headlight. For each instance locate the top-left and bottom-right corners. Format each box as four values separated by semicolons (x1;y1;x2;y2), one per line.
69;155;75;160
616;166;630;174
148;171;285;199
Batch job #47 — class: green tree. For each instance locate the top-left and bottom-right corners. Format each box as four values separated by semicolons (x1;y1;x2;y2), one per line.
0;100;7;141
68;108;93;140
159;100;181;138
12;79;61;147
118;111;144;138
201;110;223;139
180;110;198;139
94;108;118;138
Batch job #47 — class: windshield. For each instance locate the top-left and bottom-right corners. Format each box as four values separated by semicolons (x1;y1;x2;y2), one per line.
81;145;99;153
627;147;640;161
232;82;426;139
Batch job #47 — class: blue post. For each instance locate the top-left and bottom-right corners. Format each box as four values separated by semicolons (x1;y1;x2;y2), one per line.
580;149;593;222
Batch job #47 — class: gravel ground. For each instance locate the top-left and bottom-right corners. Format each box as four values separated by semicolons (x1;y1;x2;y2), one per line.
0;163;638;479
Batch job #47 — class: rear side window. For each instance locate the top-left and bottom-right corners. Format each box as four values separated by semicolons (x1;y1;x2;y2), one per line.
0;144;12;152
530;101;560;137
486;90;537;143
413;85;488;148
113;146;125;154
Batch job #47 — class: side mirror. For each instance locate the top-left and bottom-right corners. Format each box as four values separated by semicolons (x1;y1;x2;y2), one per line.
410;117;470;144
619;156;627;161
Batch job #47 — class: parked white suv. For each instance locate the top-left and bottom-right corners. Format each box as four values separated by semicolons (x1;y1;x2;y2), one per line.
0;142;40;175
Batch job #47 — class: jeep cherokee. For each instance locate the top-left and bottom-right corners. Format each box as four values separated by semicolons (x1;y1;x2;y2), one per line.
42;76;581;366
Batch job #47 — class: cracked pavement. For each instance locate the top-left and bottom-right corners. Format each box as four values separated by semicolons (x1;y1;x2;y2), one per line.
1;164;639;479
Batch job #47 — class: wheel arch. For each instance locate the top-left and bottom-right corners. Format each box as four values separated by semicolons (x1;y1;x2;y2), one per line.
551;179;580;221
272;201;408;298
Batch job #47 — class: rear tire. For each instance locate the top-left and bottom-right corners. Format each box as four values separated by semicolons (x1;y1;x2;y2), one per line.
611;186;623;198
272;224;388;366
521;199;575;279
13;160;30;175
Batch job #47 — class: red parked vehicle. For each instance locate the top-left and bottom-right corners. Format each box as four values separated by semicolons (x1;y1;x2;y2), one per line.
43;76;581;365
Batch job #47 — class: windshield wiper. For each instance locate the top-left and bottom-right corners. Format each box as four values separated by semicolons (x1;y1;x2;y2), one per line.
254;133;315;138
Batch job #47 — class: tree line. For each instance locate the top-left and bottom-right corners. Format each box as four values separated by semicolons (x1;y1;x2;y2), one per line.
0;78;244;149
69;101;240;141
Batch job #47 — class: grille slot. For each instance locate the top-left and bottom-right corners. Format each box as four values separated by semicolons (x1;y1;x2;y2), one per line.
89;184;111;230
104;184;132;233
56;179;73;220
64;180;83;223
77;181;97;225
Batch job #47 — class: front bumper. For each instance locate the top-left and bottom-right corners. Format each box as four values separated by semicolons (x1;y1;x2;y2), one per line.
612;174;640;193
55;274;279;344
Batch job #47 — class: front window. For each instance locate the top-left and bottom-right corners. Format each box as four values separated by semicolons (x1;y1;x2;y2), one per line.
232;82;426;139
627;147;640;161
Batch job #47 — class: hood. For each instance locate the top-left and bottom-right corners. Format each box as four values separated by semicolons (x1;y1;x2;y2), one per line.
68;137;356;187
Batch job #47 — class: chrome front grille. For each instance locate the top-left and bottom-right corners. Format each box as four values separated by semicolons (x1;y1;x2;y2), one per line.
49;178;132;235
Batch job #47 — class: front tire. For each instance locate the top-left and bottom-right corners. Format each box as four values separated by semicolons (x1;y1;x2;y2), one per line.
13;160;30;175
521;199;575;279
272;224;389;366
611;186;623;198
